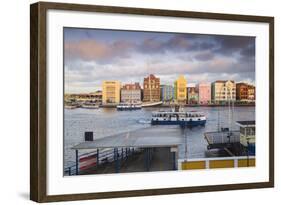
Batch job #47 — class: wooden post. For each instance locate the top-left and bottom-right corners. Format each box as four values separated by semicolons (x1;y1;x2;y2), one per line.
75;149;79;175
173;152;176;170
114;148;120;173
96;148;99;169
125;148;128;159
144;148;150;171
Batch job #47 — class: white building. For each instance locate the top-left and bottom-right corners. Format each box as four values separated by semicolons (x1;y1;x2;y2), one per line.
121;83;141;103
211;80;236;103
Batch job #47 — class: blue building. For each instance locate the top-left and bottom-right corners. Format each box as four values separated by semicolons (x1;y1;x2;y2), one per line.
161;85;174;102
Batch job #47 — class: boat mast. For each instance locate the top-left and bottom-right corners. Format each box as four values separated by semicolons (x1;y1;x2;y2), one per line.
148;61;152;102
228;86;231;132
130;81;132;104
217;107;220;132
231;85;235;132
184;127;188;159
149;74;152;102
217;85;222;132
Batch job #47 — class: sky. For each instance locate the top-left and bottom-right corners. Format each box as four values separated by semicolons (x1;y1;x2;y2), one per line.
64;27;255;93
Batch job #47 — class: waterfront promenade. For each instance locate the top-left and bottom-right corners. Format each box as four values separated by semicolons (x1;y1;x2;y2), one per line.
79;147;175;175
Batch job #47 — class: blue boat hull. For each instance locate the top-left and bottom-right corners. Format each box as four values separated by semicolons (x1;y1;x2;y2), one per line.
151;120;206;126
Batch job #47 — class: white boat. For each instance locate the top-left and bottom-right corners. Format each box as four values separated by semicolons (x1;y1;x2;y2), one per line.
65;101;80;109
151;110;206;126
81;101;99;109
141;101;162;107
117;103;142;111
65;104;79;109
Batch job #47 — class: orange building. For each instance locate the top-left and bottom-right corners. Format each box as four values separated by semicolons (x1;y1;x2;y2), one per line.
143;74;160;102
236;83;249;101
236;83;255;102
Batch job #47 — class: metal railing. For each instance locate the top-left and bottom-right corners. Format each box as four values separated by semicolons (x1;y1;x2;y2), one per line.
64;147;139;176
204;130;240;144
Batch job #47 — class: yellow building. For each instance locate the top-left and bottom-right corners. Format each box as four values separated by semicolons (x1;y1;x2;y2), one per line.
102;81;121;105
211;80;236;103
174;75;187;103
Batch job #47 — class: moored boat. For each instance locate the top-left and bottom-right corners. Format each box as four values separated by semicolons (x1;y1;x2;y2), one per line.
117;103;142;111
236;121;255;155
141;101;162;107
81;101;99;109
65;101;80;109
65;104;79;109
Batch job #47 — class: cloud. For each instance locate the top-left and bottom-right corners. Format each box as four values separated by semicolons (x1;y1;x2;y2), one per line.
64;39;134;63
240;43;255;58
64;29;255;93
137;34;216;54
164;35;193;50
138;38;166;53
213;35;255;56
194;51;215;61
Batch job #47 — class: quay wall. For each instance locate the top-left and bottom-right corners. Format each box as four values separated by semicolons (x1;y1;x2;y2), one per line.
178;156;256;170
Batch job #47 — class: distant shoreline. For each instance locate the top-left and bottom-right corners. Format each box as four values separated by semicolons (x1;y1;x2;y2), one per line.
100;103;255;108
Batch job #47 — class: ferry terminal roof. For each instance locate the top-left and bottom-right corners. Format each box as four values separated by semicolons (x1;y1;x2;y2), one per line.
72;126;185;149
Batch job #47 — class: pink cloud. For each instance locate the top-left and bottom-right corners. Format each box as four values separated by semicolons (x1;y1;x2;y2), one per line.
64;40;134;62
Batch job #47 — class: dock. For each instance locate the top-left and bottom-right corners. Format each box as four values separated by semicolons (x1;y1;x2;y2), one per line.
65;123;255;175
69;126;184;175
204;130;240;149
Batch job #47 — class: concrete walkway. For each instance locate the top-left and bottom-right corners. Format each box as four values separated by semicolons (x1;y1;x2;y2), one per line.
80;147;175;175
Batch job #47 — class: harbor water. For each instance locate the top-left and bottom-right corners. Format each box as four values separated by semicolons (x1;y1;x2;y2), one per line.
64;106;255;168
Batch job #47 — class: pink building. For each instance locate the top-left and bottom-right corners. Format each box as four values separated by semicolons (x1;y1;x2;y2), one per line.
198;83;211;104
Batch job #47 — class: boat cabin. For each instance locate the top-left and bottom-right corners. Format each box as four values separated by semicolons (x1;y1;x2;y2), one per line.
236;120;255;155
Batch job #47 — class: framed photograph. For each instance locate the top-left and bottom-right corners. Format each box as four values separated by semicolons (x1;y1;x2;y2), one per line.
30;1;274;202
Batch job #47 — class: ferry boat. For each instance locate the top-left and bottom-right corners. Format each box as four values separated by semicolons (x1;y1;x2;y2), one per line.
151;110;206;126
81;101;99;109
117;103;142;111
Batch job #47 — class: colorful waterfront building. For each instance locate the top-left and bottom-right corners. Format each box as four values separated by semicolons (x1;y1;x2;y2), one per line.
174;75;187;103
102;81;121;105
248;85;255;102
161;85;174;102
90;90;103;104
211;80;236;103
143;74;160;102
187;86;199;104
197;83;211;104
121;83;141;103
236;83;256;102
236;83;249;101
64;91;102;104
